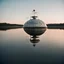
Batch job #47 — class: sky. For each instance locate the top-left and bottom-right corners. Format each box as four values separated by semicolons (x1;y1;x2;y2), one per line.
0;0;64;24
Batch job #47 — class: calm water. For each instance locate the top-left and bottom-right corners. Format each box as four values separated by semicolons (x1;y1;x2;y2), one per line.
0;28;64;64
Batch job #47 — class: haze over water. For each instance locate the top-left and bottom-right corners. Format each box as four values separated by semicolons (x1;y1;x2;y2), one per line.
0;28;64;64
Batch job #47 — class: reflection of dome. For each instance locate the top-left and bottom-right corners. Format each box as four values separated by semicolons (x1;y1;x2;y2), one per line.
23;10;47;36
30;37;40;47
30;38;40;43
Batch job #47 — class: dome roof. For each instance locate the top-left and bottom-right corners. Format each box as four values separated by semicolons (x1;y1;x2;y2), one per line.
23;19;47;27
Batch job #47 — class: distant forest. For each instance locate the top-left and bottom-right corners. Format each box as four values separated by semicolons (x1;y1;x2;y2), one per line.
0;23;23;26
47;23;64;26
0;23;23;30
0;23;64;26
47;23;64;29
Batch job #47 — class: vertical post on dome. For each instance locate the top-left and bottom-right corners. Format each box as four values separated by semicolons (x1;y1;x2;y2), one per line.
32;9;37;19
33;9;36;16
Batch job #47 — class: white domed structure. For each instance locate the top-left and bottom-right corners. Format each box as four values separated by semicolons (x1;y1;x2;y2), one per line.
23;19;47;28
23;10;47;36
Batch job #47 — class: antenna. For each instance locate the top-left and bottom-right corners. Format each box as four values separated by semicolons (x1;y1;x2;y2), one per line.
32;9;38;19
32;9;37;16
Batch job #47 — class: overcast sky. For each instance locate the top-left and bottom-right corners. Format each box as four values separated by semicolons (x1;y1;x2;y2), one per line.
0;0;64;24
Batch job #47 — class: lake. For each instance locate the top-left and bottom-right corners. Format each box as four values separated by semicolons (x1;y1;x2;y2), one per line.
0;28;64;64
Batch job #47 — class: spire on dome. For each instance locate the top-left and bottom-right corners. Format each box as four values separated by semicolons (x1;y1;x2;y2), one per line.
31;9;38;19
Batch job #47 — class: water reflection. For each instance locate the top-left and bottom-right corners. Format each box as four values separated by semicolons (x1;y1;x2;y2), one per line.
24;27;46;36
24;27;47;47
0;28;64;64
30;36;40;47
0;27;23;31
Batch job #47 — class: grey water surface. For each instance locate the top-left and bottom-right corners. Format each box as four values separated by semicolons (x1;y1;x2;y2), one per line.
0;28;64;64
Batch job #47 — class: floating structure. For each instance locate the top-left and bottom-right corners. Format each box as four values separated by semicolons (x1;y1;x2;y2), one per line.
23;10;47;37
